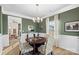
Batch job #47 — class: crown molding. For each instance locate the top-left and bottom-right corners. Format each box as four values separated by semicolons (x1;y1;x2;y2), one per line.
43;4;79;18
2;7;33;20
1;4;79;19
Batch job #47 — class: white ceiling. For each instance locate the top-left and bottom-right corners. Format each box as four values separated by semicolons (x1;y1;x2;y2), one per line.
1;4;70;18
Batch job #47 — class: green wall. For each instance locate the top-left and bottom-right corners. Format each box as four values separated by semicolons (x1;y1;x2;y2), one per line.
35;19;46;33
49;16;54;21
22;18;35;33
1;14;46;34
0;6;8;35
0;6;1;33
22;18;46;33
40;19;46;33
2;14;8;34
59;7;79;36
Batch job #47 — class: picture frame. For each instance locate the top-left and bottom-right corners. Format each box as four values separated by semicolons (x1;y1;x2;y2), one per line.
65;20;79;32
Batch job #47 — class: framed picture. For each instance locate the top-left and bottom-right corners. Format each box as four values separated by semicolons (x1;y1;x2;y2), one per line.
65;21;79;32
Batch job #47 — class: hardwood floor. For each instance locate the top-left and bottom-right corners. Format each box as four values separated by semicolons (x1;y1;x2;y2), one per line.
3;44;79;55
2;42;20;55
22;46;79;55
53;47;79;55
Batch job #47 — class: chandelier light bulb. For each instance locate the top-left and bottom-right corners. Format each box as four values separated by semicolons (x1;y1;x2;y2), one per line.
33;17;36;22
37;17;40;20
41;18;43;22
32;17;43;23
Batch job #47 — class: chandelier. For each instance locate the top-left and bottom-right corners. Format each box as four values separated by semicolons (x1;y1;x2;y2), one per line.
33;17;43;23
32;4;43;23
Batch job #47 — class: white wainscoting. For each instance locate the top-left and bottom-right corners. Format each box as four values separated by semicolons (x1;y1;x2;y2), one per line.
0;34;2;54
58;35;79;54
2;35;9;47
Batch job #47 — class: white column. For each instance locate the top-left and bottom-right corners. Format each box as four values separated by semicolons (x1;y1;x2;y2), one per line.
54;14;59;47
46;18;49;34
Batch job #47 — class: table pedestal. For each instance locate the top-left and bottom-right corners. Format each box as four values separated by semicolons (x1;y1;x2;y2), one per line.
30;44;42;55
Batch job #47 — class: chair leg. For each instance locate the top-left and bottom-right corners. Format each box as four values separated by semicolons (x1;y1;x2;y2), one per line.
19;50;21;55
51;52;53;55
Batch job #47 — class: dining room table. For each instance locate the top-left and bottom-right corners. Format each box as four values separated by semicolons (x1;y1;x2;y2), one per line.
26;36;46;54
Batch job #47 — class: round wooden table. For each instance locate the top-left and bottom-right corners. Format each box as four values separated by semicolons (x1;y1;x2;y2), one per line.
26;37;46;54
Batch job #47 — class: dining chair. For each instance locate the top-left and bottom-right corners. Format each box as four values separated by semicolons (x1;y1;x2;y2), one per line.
39;33;46;37
28;33;33;37
38;32;54;55
20;42;33;55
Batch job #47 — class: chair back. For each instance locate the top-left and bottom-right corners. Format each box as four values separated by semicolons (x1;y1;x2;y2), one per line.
45;32;54;55
28;33;33;37
39;33;46;37
20;42;30;54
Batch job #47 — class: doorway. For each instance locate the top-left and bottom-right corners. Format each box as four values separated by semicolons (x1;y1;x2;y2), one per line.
8;16;21;46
